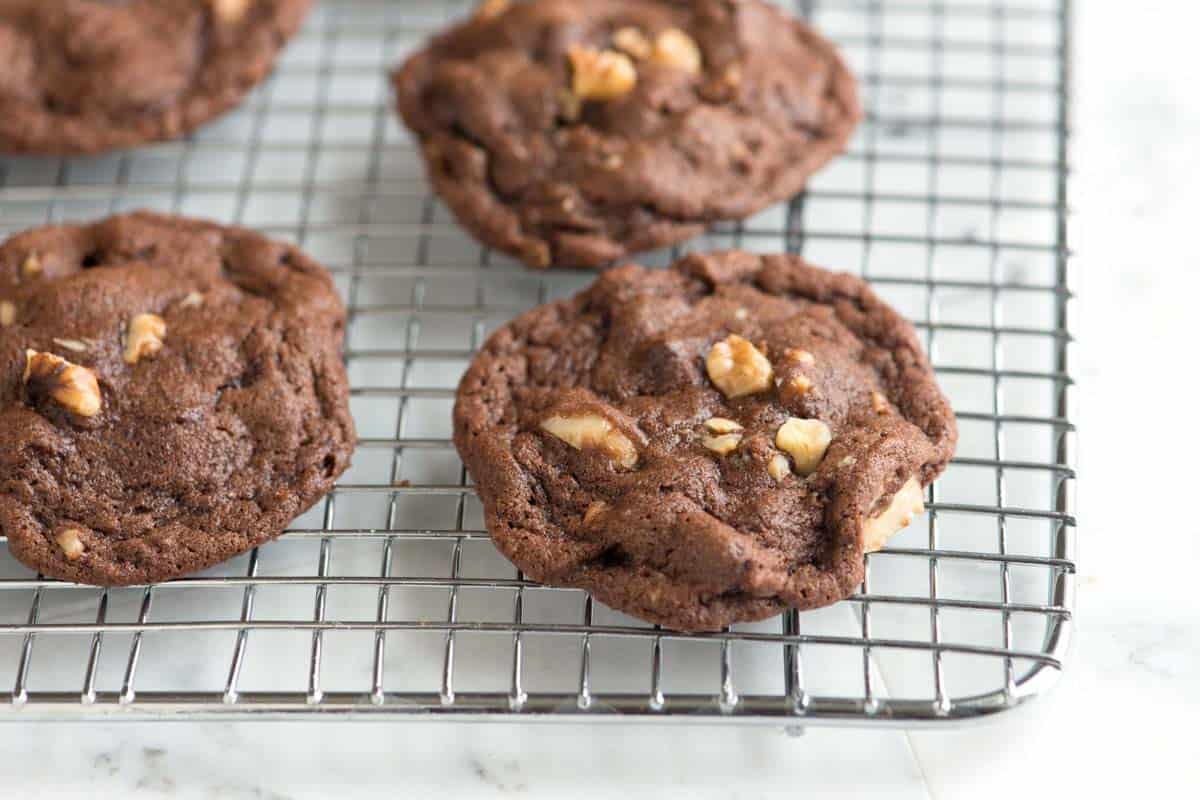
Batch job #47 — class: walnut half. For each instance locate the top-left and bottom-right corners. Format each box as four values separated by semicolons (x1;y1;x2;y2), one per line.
540;412;638;468
23;350;103;418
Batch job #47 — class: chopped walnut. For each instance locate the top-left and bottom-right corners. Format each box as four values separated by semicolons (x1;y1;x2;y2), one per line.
474;0;510;19
211;0;251;24
56;526;87;561
775;417;832;476
767;454;791;482
703;417;743;434
702;432;742;456
863;478;925;553
124;313;166;364
784;348;815;366
21;252;42;280
178;291;205;309
651;28;703;74
52;338;89;354
870;390;891;415
568;46;638;102
0;300;15;327
787;373;814;396
23;350;103;418
540;412;638;468
706;334;773;399
612;26;653;60
583;500;609;526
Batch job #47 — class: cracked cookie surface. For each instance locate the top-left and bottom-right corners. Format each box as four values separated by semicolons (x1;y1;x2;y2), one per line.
0;0;312;154
394;0;861;269
0;211;354;585
454;251;956;631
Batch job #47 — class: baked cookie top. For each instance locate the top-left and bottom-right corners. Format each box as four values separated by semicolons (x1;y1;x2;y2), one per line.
394;0;861;269
454;251;957;631
0;0;312;154
0;211;354;585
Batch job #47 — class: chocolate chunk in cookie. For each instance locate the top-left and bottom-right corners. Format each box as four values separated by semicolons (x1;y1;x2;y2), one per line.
0;0;313;154
454;251;956;631
394;0;861;269
0;211;355;585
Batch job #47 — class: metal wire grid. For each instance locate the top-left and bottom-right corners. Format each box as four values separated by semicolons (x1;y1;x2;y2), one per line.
0;0;1075;725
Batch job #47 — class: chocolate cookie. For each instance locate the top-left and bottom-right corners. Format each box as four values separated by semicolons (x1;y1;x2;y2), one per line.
394;0;861;269
454;251;957;631
0;0;312;155
0;211;355;585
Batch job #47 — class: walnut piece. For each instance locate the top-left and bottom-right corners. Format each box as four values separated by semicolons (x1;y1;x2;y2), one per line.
775;417;832;475
568;46;638;101
23;350;102;418
53;338;89;354
21;252;42;279
863;478;925;553
178;291;205;309
211;0;251;24
475;0;510;19
540;413;638;468
55;526;86;561
124;313;167;365
767;454;791;482
0;300;15;327
582;500;609;526
612;27;653;60
702;432;742;456
787;373;813;396
703;417;743;434
706;334;773;399
870;390;891;415
651;29;703;74
784;348;815;366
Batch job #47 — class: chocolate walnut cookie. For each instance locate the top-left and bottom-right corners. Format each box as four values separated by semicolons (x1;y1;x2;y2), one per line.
395;0;861;269
454;251;956;631
0;212;354;585
0;0;313;154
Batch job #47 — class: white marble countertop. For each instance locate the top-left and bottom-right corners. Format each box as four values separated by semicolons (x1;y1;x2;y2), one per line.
2;1;1197;796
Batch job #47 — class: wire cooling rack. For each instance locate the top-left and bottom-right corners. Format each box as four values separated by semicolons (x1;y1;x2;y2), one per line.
0;0;1075;726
